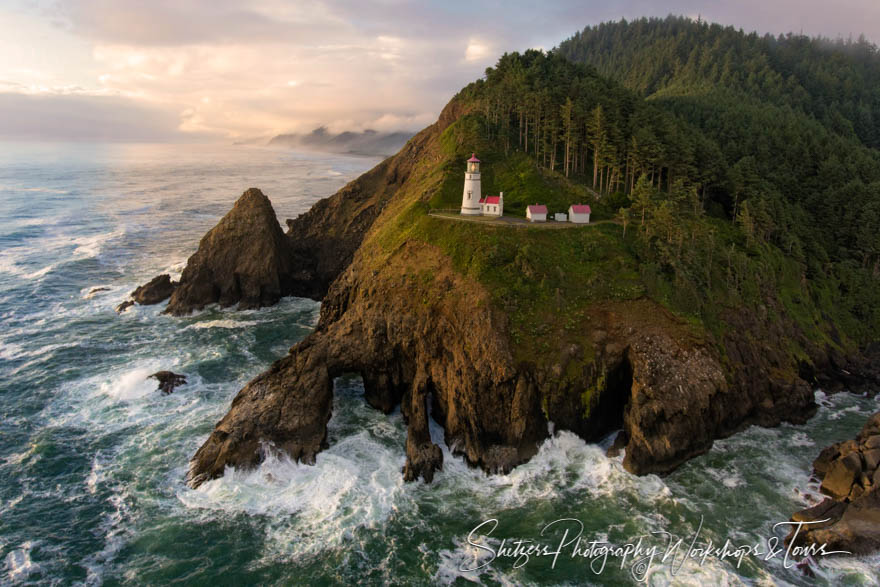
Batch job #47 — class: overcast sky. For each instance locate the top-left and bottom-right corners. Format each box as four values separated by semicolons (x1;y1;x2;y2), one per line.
1;0;878;142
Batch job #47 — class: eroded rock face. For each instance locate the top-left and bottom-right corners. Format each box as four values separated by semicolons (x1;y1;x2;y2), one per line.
187;235;810;488
132;274;177;305
188;242;548;487
788;412;880;555
186;335;336;488
165;188;295;315
183;99;873;491
165;105;461;316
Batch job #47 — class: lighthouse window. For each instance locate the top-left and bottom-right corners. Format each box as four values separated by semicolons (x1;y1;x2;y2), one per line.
467;190;472;200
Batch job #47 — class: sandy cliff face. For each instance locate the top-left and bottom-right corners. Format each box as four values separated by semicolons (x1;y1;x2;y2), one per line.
177;98;876;490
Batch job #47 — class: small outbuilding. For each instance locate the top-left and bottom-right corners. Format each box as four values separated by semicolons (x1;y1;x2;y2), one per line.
554;213;567;222
479;192;504;217
526;204;547;222
568;204;591;224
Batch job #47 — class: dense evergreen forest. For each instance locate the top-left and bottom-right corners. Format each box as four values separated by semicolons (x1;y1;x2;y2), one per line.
451;20;880;345
557;16;880;148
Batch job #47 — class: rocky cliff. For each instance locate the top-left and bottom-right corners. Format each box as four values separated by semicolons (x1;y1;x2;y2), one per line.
158;103;464;316
169;96;879;492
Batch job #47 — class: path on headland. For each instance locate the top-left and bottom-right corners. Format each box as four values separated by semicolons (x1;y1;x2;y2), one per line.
427;210;617;229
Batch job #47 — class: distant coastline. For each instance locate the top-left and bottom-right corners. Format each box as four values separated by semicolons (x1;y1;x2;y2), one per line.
266;126;413;157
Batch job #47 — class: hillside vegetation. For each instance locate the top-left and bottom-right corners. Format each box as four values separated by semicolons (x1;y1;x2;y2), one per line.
360;38;880;375
556;17;880;341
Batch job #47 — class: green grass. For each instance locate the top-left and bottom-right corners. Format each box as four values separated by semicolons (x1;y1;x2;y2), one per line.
430;117;600;218
370;108;858;376
375;196;645;363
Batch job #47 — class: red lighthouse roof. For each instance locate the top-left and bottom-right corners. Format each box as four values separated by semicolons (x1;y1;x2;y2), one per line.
467;153;480;162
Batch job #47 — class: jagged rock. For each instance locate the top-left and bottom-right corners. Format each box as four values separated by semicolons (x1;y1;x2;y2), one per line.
401;372;444;482
150;371;187;395
813;443;842;477
790;411;880;555
791;498;846;527
187;335;336;488
165;188;297;315
131;274;177;305
821;452;863;499
606;430;628;458
864;449;880;471
790;490;880;555
115;300;134;313
183;96;876;492
403;441;443;483
87;286;109;298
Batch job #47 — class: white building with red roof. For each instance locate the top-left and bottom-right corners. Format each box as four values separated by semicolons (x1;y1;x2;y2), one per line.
568;204;591;224
526;204;548;222
479;193;503;216
460;154;504;217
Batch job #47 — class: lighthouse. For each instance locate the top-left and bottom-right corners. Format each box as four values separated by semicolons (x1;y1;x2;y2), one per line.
460;153;482;215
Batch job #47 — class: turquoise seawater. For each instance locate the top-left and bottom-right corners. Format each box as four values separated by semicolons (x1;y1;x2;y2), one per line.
0;142;878;585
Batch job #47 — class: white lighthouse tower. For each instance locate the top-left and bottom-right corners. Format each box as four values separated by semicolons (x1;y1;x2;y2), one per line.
460;153;482;215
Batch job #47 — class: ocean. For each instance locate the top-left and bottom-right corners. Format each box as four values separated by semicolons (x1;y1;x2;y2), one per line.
0;142;878;585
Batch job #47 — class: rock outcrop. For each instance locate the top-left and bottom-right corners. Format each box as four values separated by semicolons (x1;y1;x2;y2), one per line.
132;274;177;305
185;236;815;488
157;106;456;316
788;412;880;555
164;188;296;315
115;300;134;313
181;97;875;491
150;371;188;395
115;274;178;312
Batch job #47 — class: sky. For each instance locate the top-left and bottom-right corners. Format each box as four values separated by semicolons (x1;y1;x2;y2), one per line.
1;0;879;142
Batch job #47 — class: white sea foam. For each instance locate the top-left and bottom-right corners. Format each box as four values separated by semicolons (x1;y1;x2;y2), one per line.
705;466;746;489
433;537;520;586
23;264;54;280
429;430;671;509
99;366;159;402
180;428;407;561
185;319;259;330
71;229;125;259
788;431;815;447
4;541;40;583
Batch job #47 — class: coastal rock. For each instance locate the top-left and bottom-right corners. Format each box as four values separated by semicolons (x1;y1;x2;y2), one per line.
115;300;134;313
789;411;880;555
821;453;863;499
185;96;872;490
187;335;336;488
165;188;296;315
186;237;780;487
131;274;177;305
165;119;435;315
150;371;187;395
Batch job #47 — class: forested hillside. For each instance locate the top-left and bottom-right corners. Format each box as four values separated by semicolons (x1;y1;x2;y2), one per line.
436;30;880;347
557;16;880;148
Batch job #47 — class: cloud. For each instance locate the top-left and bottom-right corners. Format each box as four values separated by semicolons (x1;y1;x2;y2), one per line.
2;0;879;141
464;40;491;62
